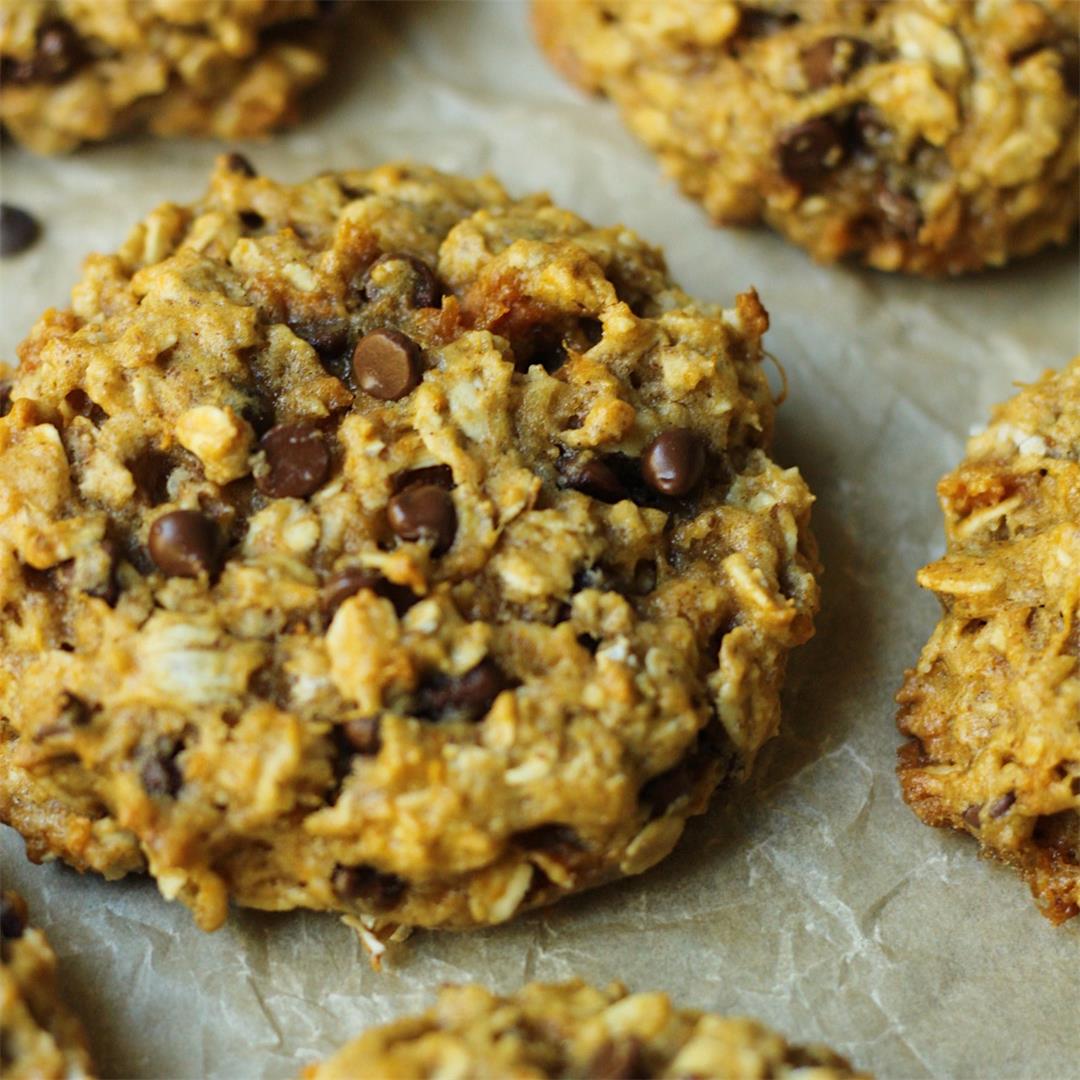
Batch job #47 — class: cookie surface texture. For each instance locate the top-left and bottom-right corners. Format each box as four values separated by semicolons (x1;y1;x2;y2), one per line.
0;892;95;1080
0;0;337;153
0;157;818;935
533;0;1079;274
897;359;1080;923
306;980;867;1080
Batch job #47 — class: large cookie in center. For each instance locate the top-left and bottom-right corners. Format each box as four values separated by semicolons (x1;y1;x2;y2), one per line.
0;157;819;938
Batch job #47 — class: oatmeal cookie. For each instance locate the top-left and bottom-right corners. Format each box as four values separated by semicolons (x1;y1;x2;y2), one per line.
306;980;867;1079
0;892;95;1080
0;0;339;154
533;0;1079;275
0;156;818;937
897;359;1080;924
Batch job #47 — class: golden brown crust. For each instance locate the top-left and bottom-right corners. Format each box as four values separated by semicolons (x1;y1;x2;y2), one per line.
0;0;337;153
0;157;818;936
0;892;95;1080
897;358;1080;923
305;980;868;1079
533;0;1079;275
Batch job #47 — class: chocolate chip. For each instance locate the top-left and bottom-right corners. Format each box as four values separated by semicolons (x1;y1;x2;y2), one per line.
239;391;275;436
557;455;627;503
801;35;873;89
256;422;330;499
0;204;40;257
342;717;382;756
850;104;890;154
641;429;705;496
140;738;183;798
128;449;174;505
391;464;454;494
587;1038;649;1080
321;568;417;621
225;152;257;177
64;387;107;425
387;484;457;553
776;117;845;187
1;20;84;84
737;6;799;39
363;253;441;309
352;328;422;400
0;895;25;941
514;824;584;862
287;316;350;362
239;210;264;231
148;510;221;579
962;804;982;830
989;792;1016;818
1;382;12;417
1061;49;1079;95
331;864;406;910
415;658;510;723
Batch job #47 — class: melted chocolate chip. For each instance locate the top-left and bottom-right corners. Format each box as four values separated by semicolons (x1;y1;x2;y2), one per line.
776;117;846;187
331;864;406;910
0;896;25;941
641;429;705;496
362;253;442;309
140;738;183;798
557;455;628;504
415;658;510;723
0;204;40;257
587;1038;649;1080
352;328;423;400
989;791;1016;818
387;483;457;553
801;35;873;89
148;510;221;579
224;152;257;177
342;717;382;756
256;422;330;499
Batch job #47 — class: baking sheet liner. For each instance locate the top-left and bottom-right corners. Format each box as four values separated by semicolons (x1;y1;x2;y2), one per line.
1;3;1078;1077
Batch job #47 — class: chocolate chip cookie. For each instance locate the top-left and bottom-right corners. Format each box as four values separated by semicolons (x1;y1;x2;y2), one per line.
1;892;95;1080
897;358;1080;923
0;1;339;153
306;980;867;1079
0;156;818;938
533;0;1079;275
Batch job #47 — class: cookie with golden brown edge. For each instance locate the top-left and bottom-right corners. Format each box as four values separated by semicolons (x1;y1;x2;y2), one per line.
306;980;868;1080
1;892;95;1080
0;0;340;154
0;156;818;940
897;359;1080;923
533;0;1079;275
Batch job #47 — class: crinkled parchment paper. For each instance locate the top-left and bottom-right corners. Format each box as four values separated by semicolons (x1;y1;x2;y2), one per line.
1;3;1078;1078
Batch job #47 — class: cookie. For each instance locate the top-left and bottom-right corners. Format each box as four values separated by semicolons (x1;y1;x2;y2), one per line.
306;980;867;1079
897;359;1080;923
533;0;1079;275
0;156;818;938
0;1;339;154
0;892;95;1080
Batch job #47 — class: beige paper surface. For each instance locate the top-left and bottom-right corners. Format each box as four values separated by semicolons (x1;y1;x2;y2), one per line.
1;3;1078;1077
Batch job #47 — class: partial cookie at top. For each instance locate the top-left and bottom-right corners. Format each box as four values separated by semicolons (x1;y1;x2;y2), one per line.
305;980;868;1079
0;0;342;153
0;157;818;939
533;0;1079;275
897;359;1080;923
0;892;95;1080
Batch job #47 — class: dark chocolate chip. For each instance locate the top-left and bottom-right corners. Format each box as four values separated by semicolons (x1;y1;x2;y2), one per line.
387;484;457;553
148;510;221;578
362;253;442;309
415;658;510;723
64;387;107;425
128;449;174;505
391;464;454;494
140;738;183;798
256;422;330;499
342;717;382;756
1;20;84;84
0;204;40;257
0;896;25;940
331;864;406;910
587;1038;648;1080
962;804;982;830
776;117;846;187
801;35;873;89
513;824;584;862
989;792;1016;818
641;429;705;496
352;328;422;400
224;152;257;177
557;455;628;504
321;568;417;621
287;316;350;362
